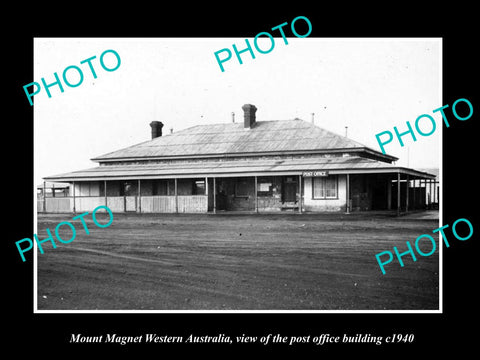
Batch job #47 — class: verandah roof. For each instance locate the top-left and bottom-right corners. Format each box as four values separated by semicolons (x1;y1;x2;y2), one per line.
44;156;436;182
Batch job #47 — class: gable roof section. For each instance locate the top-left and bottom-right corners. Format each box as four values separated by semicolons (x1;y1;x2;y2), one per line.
92;119;396;162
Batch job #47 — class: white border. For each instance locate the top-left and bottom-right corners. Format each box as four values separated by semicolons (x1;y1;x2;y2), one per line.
33;37;443;314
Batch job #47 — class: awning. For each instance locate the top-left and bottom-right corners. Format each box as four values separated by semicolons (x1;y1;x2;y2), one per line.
44;156;436;181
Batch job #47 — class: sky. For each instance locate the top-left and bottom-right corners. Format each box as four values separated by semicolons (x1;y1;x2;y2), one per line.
34;38;441;186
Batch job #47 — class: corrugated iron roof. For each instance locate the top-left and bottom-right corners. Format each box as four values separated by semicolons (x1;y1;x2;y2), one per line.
45;156;436;181
92;119;388;161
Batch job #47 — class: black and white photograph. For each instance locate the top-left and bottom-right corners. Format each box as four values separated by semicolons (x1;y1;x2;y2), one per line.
6;6;479;355
33;38;441;312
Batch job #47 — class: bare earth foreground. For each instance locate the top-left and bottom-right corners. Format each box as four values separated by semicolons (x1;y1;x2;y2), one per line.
36;211;439;310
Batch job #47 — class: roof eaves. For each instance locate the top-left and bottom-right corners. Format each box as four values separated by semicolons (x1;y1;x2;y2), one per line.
360;147;399;162
91;147;371;163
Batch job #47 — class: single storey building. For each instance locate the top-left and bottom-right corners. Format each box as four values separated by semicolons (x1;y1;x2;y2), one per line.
42;104;436;214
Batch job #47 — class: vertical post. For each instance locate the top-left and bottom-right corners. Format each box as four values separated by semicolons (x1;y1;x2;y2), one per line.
52;183;55;198
254;176;258;213
429;179;433;209
121;181;126;212
427;179;430;208
426;179;429;209
425;179;430;209
397;172;401;216
213;177;217;214
432;179;435;206
72;180;76;213
418;179;422;208
405;174;409;213
43;181;46;213
420;179;424;208
412;178;416;210
104;180;107;207
346;174;350;214
138;179;141;213
298;174;302;213
387;177;392;210
175;178;178;213
205;177;208;213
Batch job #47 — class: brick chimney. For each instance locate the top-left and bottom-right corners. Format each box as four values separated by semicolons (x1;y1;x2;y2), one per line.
150;121;163;139
242;104;257;129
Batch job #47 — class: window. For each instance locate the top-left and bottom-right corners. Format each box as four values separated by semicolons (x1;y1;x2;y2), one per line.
235;178;252;197
153;179;175;195
193;180;205;195
257;177;274;196
77;181;100;196
313;176;338;199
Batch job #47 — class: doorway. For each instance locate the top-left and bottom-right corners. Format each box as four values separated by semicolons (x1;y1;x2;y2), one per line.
282;176;297;203
123;181;137;212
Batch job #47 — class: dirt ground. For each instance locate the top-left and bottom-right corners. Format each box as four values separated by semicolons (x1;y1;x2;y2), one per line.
36;211;440;311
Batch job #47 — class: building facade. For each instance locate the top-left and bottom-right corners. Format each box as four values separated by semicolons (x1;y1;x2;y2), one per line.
42;104;436;214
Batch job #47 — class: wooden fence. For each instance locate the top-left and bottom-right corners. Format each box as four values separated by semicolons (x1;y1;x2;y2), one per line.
38;195;208;213
141;196;176;213
177;195;208;213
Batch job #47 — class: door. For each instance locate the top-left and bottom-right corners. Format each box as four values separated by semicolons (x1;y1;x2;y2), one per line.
207;178;214;212
283;177;297;203
216;179;227;210
123;181;137;212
